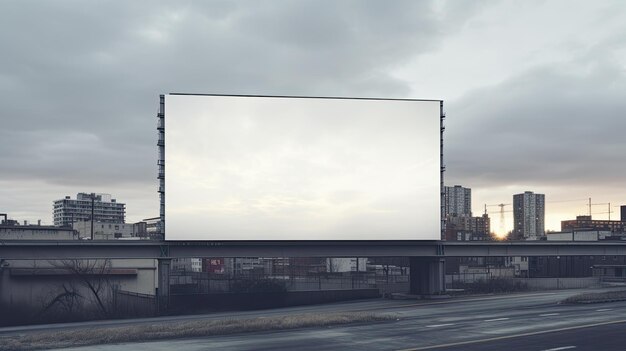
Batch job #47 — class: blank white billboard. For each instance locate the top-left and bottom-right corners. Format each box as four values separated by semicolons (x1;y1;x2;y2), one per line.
165;94;441;241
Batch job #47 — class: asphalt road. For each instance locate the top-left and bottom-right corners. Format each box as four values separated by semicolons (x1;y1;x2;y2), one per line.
6;288;626;350
407;320;626;351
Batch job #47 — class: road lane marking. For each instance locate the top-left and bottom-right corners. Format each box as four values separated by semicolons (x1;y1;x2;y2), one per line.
484;317;509;322
596;308;612;312
426;323;455;328
541;346;576;351
395;319;626;351
540;313;560;317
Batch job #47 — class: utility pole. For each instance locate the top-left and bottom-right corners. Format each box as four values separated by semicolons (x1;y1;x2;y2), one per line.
91;193;95;240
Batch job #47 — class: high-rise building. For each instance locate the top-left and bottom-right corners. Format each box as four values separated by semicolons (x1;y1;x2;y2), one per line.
443;185;492;241
513;191;545;240
53;193;126;227
444;185;472;217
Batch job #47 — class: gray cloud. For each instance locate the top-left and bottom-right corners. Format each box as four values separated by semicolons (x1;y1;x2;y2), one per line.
0;0;478;222
4;0;624;228
445;59;626;189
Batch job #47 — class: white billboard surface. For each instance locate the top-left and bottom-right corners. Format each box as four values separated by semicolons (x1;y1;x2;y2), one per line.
165;94;440;240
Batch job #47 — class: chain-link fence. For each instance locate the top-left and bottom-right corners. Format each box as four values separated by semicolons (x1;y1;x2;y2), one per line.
111;287;157;317
169;264;409;295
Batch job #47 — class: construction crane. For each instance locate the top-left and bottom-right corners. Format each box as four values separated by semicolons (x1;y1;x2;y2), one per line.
484;203;512;236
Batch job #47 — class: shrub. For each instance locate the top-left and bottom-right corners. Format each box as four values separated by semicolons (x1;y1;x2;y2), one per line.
231;278;287;293
448;278;528;294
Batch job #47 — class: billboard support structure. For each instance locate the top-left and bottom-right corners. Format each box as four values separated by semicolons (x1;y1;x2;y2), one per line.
157;94;165;237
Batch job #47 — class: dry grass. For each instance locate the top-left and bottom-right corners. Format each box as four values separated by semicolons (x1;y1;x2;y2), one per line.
0;312;395;351
562;290;626;304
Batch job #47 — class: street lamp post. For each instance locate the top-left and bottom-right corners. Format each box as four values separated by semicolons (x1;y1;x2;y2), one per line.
90;193;95;240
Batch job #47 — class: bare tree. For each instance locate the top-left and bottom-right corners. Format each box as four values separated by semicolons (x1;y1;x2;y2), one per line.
40;281;83;316
48;259;114;317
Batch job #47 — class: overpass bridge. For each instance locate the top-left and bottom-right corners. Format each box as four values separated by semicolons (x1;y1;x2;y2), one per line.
3;240;626;307
3;240;626;259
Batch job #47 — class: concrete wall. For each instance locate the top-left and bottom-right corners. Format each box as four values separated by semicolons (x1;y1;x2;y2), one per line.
0;258;157;321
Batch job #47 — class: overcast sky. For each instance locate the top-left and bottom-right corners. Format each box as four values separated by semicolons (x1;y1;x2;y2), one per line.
1;0;625;233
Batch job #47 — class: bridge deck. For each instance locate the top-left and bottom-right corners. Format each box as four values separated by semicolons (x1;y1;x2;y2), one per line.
2;240;626;259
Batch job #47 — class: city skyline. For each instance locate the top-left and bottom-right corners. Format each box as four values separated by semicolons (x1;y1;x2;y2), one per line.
450;185;620;236
480;193;621;236
1;1;626;232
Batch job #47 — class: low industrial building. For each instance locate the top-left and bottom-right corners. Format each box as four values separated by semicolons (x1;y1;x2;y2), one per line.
445;213;491;241
0;221;78;240
326;258;368;273
546;230;611;241
72;220;139;240
140;217;163;240
171;258;202;272
562;210;626;234
592;264;626;281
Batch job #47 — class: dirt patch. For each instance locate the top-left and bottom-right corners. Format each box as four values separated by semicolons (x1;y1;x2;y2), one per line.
0;312;395;351
562;290;626;304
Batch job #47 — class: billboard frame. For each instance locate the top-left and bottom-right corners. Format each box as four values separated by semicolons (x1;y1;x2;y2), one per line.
158;93;445;242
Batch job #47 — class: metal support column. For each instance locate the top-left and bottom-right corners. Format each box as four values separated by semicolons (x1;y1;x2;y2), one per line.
157;258;171;313
409;257;445;296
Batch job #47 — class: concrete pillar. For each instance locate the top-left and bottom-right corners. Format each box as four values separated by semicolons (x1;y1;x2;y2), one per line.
409;257;445;296
157;258;171;313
